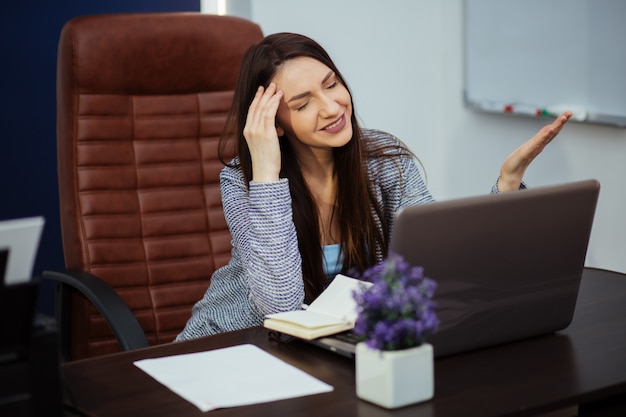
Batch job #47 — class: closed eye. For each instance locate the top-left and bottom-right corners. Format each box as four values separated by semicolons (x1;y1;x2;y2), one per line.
296;100;310;111
291;72;338;111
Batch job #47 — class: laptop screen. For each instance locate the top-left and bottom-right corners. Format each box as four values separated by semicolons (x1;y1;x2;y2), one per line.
389;179;600;357
0;216;45;285
0;249;7;283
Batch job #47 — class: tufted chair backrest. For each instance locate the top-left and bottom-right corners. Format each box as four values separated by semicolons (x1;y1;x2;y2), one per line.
56;12;263;359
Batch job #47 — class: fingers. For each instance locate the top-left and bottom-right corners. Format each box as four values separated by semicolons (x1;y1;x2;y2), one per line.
529;111;572;153
545;111;571;137
498;112;572;192
243;83;284;182
245;83;283;140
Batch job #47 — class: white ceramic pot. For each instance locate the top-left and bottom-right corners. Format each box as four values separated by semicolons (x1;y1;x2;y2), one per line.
355;342;434;409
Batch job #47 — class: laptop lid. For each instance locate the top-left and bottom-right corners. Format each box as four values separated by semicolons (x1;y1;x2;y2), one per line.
0;216;45;285
0;216;45;358
389;179;600;357
306;179;599;359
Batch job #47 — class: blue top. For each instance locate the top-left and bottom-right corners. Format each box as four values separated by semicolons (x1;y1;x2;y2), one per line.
323;243;343;279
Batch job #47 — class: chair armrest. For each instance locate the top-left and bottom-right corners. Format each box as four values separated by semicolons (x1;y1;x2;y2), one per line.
43;269;149;357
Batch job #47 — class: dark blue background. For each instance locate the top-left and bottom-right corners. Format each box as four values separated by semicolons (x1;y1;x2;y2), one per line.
1;0;200;315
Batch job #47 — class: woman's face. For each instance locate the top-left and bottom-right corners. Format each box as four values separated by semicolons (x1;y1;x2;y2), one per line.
272;57;353;152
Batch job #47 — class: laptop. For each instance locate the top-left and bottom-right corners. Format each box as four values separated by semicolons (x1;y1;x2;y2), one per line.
0;216;45;285
1;216;46;359
307;179;600;359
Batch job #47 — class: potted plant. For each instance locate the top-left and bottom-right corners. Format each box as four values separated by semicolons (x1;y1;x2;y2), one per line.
352;253;439;409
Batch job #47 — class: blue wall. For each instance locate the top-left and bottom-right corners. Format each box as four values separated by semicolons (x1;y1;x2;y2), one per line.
1;0;201;314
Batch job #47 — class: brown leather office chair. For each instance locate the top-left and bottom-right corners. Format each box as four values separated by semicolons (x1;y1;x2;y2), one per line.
45;13;263;361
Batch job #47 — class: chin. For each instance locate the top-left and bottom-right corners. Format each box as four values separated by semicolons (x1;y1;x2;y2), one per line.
334;124;353;146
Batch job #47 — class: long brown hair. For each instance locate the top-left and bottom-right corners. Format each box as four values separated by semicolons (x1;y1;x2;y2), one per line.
219;33;396;302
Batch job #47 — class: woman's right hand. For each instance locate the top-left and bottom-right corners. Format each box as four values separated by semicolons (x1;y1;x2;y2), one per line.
243;83;284;182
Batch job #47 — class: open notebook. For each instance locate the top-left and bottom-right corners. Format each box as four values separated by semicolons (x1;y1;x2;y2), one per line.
306;179;600;358
264;274;371;340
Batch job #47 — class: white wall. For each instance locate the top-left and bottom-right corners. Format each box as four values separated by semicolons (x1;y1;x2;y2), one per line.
221;0;626;273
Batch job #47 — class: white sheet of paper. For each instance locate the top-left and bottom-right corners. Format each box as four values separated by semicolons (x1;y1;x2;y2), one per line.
134;344;333;412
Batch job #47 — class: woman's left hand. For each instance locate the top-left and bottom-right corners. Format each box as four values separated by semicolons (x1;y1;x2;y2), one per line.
498;112;572;192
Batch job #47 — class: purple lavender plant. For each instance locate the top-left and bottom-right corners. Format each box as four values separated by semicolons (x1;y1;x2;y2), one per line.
352;253;439;351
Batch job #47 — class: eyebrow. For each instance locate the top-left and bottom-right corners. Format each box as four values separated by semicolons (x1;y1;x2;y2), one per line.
287;70;335;103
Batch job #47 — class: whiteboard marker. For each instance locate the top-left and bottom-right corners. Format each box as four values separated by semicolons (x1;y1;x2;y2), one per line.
503;103;542;117
478;101;541;116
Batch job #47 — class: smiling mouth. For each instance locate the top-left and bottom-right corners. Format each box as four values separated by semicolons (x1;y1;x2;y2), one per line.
322;114;344;131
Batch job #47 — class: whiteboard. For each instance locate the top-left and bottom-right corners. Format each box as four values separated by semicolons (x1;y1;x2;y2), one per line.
464;0;626;127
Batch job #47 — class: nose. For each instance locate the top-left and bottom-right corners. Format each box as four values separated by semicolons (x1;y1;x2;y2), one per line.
318;92;341;118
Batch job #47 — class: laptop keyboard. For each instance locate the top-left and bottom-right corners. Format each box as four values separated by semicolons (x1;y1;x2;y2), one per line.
333;331;362;345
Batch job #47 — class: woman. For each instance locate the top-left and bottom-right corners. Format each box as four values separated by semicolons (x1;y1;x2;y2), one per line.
176;33;571;340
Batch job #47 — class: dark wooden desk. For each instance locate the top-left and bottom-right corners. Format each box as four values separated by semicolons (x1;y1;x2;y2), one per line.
62;268;626;417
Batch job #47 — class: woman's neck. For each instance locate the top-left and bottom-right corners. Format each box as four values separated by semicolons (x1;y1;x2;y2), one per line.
293;145;334;179
287;139;340;244
296;151;339;245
